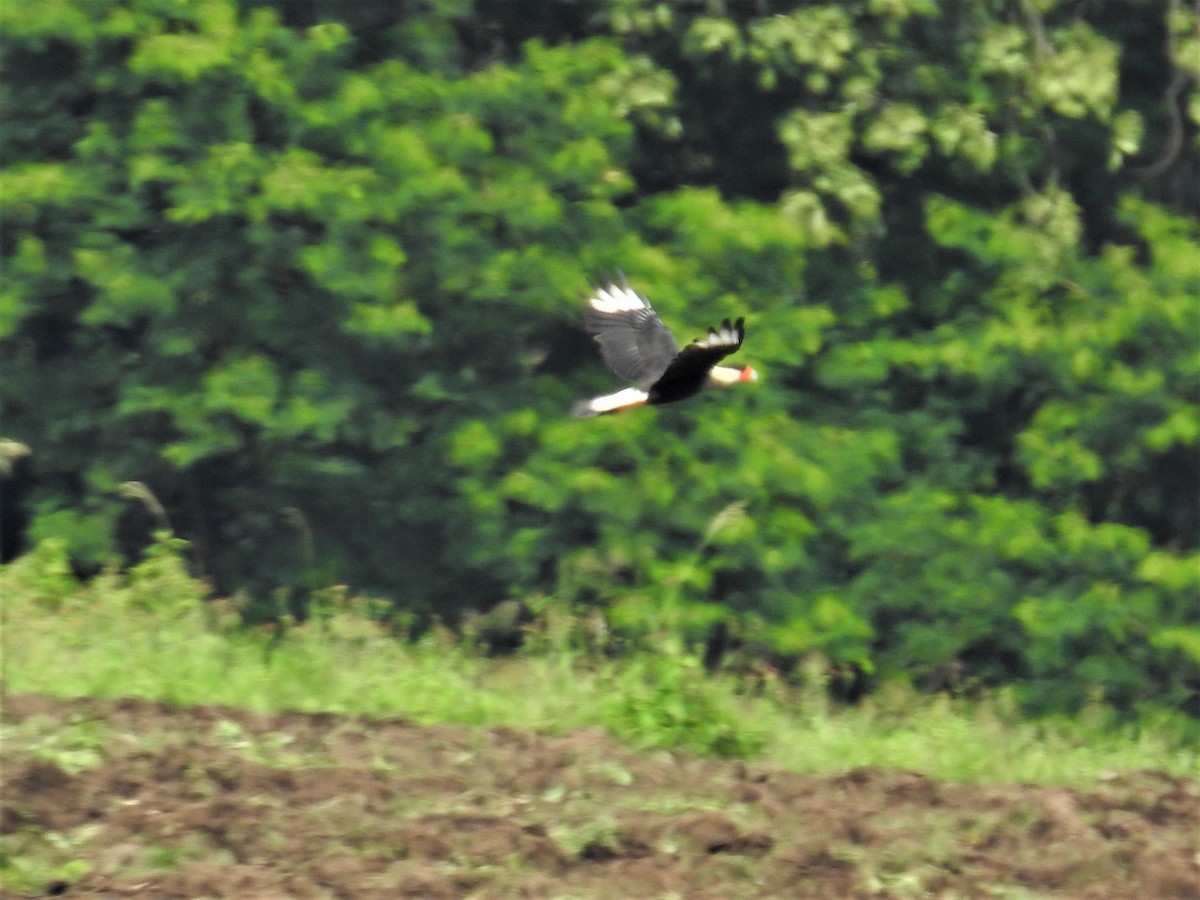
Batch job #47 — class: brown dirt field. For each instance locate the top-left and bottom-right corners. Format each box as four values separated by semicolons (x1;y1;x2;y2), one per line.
2;693;1197;899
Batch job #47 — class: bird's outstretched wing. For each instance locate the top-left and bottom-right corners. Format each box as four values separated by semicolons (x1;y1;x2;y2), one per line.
649;318;745;393
583;277;679;385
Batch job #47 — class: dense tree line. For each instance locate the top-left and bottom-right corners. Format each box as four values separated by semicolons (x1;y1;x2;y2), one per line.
2;0;1197;716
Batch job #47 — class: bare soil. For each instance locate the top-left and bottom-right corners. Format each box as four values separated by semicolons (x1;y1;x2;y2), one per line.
2;693;1197;898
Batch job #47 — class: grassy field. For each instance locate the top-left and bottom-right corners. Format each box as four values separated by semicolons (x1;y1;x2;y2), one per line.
4;539;1199;896
3;537;1196;786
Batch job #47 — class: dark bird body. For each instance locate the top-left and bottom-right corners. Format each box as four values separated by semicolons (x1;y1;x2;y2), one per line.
572;277;758;417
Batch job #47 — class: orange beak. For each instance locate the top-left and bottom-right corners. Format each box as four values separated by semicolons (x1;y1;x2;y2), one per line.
739;366;759;383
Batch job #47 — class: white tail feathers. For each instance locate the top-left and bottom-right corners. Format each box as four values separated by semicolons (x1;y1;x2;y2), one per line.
571;387;650;418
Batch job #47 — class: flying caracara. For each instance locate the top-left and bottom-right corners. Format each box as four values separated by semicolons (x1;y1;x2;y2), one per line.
572;277;758;418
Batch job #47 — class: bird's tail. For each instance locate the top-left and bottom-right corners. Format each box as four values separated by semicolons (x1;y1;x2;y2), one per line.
571;387;650;418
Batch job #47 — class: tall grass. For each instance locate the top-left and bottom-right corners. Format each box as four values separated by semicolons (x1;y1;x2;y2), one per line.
3;537;1196;784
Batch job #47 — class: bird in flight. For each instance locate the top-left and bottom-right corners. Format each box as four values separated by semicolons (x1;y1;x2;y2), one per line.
572;276;758;418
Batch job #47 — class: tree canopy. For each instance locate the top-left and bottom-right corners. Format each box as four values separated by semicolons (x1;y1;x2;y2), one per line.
2;0;1198;716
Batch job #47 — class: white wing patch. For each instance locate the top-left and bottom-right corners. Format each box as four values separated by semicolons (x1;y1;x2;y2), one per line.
589;283;648;314
692;321;741;350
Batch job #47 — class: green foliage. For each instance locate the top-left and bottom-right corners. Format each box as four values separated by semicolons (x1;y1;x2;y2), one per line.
1;0;1197;720
599;649;766;758
4;543;1197;782
0;832;93;898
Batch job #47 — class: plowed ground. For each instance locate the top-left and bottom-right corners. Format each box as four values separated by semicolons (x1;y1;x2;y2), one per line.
2;694;1197;898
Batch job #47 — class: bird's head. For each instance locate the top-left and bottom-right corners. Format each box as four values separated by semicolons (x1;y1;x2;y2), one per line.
738;366;759;383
